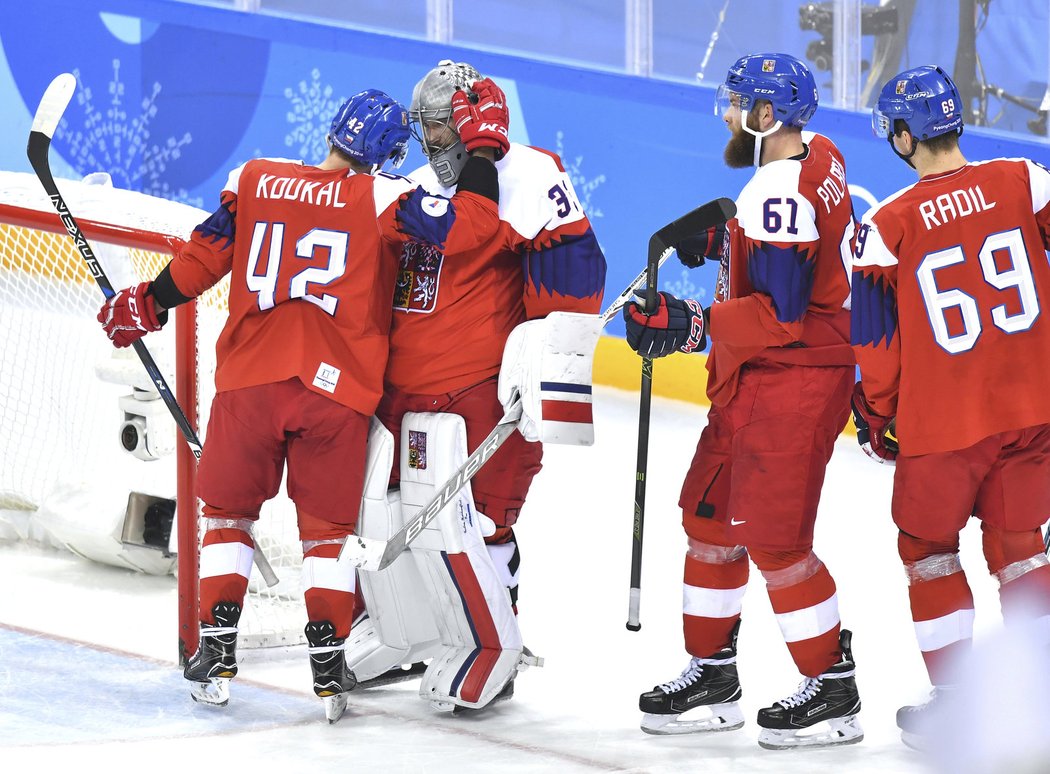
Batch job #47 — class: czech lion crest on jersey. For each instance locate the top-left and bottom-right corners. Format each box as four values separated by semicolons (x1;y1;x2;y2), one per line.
394;241;444;313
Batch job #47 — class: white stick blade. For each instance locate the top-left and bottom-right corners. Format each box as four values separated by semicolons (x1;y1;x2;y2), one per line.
31;73;77;139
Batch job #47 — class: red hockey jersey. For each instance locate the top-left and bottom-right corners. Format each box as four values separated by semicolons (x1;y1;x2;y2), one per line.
167;158;499;415
386;143;607;395
706;132;856;406
852;157;1050;455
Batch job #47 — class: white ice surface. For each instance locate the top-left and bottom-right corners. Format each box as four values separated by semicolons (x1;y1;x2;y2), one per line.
0;385;1037;772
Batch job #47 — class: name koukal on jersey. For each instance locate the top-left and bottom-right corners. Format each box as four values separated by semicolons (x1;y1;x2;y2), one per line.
255;173;349;208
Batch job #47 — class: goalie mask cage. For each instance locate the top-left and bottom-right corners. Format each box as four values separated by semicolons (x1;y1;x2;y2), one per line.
0;171;306;661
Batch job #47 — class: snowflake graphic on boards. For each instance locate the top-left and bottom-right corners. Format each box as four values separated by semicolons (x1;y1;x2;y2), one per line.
56;62;199;206
284;69;343;161
661;268;708;303
555;131;606;219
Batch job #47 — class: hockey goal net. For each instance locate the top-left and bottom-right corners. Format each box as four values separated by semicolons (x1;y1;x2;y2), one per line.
0;170;305;659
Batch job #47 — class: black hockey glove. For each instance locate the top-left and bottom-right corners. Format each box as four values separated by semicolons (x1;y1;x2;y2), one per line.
676;223;728;268
622;291;708;358
850;381;899;464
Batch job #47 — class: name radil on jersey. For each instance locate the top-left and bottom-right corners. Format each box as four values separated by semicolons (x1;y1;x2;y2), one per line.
917;185;996;230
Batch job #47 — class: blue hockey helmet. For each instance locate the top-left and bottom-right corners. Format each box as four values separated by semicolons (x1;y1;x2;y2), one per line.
872;65;963;141
328;89;411;169
715;53;819;129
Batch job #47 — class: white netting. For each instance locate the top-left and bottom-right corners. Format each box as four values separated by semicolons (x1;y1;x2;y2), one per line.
0;170;305;647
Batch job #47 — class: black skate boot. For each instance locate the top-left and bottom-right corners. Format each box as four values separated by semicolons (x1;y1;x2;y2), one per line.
184;602;241;707
756;629;863;749
306;620;358;724
896;687;956;751
638;622;744;735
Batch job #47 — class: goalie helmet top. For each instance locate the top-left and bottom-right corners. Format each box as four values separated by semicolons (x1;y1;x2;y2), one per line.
715;53;818;129
872;65;964;141
328;89;410;170
410;60;484;186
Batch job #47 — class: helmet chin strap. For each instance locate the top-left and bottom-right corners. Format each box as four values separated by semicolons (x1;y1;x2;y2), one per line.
888;134;917;170
742;119;783;166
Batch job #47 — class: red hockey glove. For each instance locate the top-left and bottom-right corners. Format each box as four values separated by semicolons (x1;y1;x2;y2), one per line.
850;381;898;464
622;291;708;358
676;223;728;268
451;78;510;158
97;281;167;348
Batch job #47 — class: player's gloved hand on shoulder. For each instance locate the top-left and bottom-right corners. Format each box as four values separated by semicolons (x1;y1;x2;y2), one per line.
451;78;510;158
676;223;728;268
395;187;454;250
850;381;898;464
97;281;167;348
622;291;708;358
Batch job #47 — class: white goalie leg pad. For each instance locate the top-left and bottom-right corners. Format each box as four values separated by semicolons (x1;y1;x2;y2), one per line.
497;312;603;445
348;417;442;682
399;411;524;710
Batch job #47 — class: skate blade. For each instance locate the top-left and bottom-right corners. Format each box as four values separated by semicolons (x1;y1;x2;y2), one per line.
640;702;745;735
757;714;864;750
900;731;926;752
323;692;349;724
189;677;230;707
355;662;428;691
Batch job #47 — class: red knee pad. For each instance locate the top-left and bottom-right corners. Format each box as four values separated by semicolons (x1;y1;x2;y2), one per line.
981;524;1046;575
898;530;961;564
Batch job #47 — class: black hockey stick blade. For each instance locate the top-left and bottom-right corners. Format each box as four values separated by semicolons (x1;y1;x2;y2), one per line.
648;197;736;264
643;197;736;313
27;73;205;462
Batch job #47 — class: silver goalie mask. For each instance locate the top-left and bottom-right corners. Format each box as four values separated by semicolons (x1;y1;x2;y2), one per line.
410;59;482;186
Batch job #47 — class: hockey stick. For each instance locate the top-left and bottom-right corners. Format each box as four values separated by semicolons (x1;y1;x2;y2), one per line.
27;73;279;587
626;198;737;632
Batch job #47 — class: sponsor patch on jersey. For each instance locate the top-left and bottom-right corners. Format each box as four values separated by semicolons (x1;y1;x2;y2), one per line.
312;362;340;393
422;196;450;218
408;430;427;470
762;59;776;72
394;241;444;313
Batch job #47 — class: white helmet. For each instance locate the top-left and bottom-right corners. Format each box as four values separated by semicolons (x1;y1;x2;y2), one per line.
410;59;482;186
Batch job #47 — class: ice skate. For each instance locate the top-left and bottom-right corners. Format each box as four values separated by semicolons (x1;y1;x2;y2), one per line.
184;602;241;707
306;620;358;724
896;687;955;751
638;622;744;735
756;629;863;750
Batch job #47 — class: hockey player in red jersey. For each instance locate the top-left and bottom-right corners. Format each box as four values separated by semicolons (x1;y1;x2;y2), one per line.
96;88;504;722
851;65;1050;749
345;62;607;711
621;53;862;749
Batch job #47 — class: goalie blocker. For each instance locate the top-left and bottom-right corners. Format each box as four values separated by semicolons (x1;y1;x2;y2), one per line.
348;311;600;707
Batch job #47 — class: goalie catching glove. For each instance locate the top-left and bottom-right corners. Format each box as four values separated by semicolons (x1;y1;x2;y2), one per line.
451;78;510;158
97;281;168;348
622;291;707;358
850;381;898;464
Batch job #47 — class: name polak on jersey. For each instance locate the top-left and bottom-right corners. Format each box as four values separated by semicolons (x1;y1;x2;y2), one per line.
256;174;348;207
919;185;996;230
